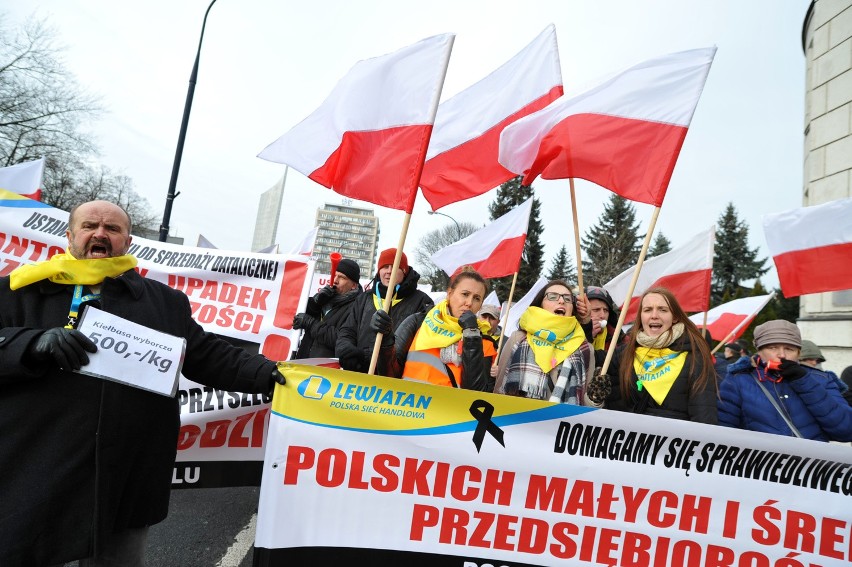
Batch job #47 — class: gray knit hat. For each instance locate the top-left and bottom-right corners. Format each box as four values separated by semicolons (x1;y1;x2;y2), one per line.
799;340;825;363
753;320;801;350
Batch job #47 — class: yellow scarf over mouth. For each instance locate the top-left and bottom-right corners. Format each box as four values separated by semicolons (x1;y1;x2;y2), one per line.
519;306;585;373
633;347;687;405
410;299;491;351
9;250;138;290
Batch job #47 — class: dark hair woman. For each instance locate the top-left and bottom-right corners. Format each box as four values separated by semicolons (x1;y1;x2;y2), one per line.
493;280;598;405
370;267;497;391
599;286;718;423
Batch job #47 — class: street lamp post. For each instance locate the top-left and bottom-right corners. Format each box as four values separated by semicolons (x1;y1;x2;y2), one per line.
159;0;218;242
427;210;461;239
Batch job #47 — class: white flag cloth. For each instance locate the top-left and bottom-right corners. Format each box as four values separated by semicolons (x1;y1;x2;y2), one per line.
196;234;217;249
0;158;45;201
419;25;563;210
763;197;852;297
258;34;454;212
502;277;548;335
603;226;715;322
430;197;533;279
289;227;318;256
688;293;775;342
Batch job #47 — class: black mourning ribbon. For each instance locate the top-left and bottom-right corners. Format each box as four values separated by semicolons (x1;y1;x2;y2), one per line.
469;399;505;453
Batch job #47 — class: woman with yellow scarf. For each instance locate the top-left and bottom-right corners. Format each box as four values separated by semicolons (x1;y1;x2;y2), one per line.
493;280;599;406
601;287;718;423
370;268;496;391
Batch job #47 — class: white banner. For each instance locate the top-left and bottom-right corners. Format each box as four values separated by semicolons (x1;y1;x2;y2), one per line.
256;362;852;566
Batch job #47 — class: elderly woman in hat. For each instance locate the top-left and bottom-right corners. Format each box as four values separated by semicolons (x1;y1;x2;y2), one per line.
718;320;852;441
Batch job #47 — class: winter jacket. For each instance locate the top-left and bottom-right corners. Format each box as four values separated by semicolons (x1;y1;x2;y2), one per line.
717;356;852;441
335;268;433;373
0;270;277;566
376;310;496;391
605;334;718;424
294;288;361;359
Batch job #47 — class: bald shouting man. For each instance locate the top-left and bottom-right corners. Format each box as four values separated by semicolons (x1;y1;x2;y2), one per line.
0;200;285;566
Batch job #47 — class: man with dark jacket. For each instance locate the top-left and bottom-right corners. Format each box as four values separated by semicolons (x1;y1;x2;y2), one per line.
336;248;433;373
293;258;362;359
0;200;284;566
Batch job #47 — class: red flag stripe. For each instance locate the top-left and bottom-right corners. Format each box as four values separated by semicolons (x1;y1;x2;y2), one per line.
772;242;852;297
621;268;712;322
525;113;688;206
308;125;433;211
420;86;563;210
451;235;527;279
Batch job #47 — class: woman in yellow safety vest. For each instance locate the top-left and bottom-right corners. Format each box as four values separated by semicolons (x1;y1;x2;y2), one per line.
370;268;497;391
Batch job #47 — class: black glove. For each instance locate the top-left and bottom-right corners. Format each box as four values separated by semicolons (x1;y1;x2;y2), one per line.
267;369;286;397
370;309;393;336
293;313;317;331
587;372;612;405
27;328;97;371
312;285;336;307
778;359;808;381
335;339;360;364
370;309;394;348
458;310;479;331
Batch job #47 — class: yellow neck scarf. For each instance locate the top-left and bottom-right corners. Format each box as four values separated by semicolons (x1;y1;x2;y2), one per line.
9;250;137;290
519;306;585;373
411;300;490;351
593;326;608;350
633;347;688;405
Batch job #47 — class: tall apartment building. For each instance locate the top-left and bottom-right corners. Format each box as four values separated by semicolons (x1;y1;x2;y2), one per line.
801;0;852;371
313;202;380;279
251;171;286;253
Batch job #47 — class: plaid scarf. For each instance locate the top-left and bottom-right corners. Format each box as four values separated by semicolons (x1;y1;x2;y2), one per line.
502;335;594;404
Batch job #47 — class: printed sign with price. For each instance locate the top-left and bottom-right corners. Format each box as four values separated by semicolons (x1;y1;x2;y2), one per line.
76;306;187;396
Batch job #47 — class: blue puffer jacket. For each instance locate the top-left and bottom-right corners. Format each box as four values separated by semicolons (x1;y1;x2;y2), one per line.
718;356;852;442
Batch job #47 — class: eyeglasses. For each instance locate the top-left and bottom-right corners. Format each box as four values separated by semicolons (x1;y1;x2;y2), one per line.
544;292;573;303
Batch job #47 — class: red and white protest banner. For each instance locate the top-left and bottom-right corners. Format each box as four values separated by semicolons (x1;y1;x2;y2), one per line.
0;190;314;488
257;363;852;565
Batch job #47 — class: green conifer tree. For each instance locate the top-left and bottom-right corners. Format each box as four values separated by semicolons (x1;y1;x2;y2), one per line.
712;203;769;303
581;194;642;286
648;232;672;257
546;245;577;287
488;176;544;302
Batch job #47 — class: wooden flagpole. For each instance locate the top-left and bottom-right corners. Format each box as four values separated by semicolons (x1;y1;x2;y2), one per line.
598;206;662;377
492;271;519;364
569;178;584;292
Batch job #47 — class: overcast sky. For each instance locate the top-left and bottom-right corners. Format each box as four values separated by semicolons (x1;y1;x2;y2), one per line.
6;0;811;287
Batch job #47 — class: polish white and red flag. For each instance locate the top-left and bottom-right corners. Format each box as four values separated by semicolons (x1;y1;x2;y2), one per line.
289;226;318;256
258;34;454;213
764;197;852;297
688;293;775;343
498;47;716;206
430;197;533;279
604;226;715;322
419;25;563;210
0;158;45;201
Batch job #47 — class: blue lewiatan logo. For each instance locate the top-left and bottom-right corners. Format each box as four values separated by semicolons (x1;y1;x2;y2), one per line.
532;328;557;343
642;352;680;373
297;375;332;400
